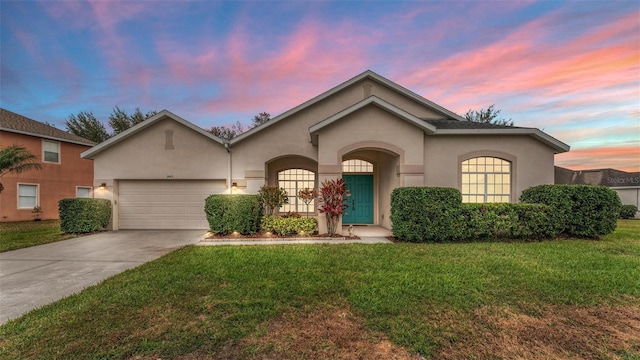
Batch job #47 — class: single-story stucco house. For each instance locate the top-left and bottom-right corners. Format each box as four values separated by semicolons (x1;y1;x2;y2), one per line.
82;70;570;232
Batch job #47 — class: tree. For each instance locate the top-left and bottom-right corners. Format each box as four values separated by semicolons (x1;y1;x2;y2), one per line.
0;145;43;194
258;185;288;215
66;106;158;143
65;111;110;143
206;112;270;141
108;106;157;135
298;188;318;218
250;112;271;128
206;121;245;141
464;104;513;126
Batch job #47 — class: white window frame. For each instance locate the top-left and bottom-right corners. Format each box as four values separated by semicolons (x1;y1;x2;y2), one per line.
278;169;316;213
42;140;60;164
461;157;511;203
76;186;92;198
17;183;39;209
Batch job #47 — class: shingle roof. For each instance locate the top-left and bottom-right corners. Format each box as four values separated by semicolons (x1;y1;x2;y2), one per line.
0;108;95;146
423;119;526;130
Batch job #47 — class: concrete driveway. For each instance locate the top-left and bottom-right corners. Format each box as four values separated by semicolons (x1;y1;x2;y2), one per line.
0;230;205;325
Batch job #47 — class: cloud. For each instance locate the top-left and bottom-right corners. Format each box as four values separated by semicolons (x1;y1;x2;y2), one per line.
556;146;640;172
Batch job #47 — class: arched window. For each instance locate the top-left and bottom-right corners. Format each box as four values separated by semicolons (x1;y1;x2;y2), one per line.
278;169;315;213
461;157;511;203
342;159;373;173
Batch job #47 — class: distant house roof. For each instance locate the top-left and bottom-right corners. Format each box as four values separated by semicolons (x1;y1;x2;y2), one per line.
555;166;640;188
0;108;95;146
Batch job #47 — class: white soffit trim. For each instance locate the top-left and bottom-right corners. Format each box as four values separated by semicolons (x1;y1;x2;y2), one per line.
231;70;464;144
81;110;225;159
434;128;571;153
309;96;437;145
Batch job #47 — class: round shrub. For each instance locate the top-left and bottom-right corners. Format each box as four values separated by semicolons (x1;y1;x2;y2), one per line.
390;187;463;242
520;184;621;238
620;205;638;219
59;198;112;233
204;194;261;235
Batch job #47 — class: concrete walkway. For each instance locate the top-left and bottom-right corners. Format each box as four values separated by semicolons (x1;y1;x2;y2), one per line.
198;225;393;246
0;230;204;325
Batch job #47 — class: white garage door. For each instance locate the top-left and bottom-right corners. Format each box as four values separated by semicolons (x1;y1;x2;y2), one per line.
119;180;225;229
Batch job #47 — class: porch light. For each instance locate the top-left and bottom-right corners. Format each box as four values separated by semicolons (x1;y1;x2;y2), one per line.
232;182;238;189
100;183;107;189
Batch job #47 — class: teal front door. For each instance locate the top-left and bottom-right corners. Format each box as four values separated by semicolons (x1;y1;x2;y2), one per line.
342;174;373;224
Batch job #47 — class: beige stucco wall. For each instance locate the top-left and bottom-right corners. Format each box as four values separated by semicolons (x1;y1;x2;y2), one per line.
229;78;443;186
93;118;228;181
424;135;556;201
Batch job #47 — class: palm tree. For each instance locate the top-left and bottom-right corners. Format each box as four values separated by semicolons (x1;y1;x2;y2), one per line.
0;145;43;193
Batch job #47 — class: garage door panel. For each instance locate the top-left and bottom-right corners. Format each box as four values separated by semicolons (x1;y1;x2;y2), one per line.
118;180;224;229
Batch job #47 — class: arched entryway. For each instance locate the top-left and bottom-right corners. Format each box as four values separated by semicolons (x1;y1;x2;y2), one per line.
342;159;374;224
339;144;401;229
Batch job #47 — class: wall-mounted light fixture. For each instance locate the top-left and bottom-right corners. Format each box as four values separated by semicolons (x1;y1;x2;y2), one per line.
100;183;107;189
232;182;238;188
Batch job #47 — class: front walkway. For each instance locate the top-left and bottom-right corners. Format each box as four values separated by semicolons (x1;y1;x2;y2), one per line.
197;225;393;246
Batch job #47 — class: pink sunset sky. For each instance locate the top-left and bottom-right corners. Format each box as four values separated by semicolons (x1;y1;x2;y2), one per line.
1;1;638;171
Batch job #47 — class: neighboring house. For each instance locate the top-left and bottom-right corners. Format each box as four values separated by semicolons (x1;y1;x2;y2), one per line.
556;166;640;217
0;109;95;222
82;70;570;232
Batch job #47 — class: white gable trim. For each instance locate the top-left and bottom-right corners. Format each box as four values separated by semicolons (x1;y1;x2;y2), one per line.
309;96;437;145
434;128;570;153
230;70;463;145
81;110;225;159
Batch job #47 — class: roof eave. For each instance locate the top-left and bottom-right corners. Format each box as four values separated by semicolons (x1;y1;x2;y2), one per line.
81;110;225;159
433;128;571;153
1;127;95;147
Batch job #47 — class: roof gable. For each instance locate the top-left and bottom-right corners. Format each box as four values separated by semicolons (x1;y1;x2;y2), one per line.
230;70;464;144
0;108;95;146
81;110;225;159
309;96;437;145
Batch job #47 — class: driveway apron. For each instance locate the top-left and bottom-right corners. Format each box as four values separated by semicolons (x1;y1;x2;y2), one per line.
0;230;204;325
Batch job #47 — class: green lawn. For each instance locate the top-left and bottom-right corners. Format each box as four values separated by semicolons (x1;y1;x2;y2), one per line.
1;220;638;359
0;220;76;252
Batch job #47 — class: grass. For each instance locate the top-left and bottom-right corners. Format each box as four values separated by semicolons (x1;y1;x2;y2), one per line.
0;220;76;252
0;220;638;359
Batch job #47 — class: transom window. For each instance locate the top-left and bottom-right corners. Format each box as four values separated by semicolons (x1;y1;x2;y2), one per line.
461;157;511;203
342;159;373;173
278;169;315;213
18;184;38;209
43;140;60;163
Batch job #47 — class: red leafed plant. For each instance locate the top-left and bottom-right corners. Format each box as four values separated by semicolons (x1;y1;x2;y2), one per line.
317;178;350;236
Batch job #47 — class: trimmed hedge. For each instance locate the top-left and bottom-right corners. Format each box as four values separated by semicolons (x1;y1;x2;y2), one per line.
261;216;318;236
460;203;559;241
390;187;463;242
204;194;261;235
59;198;112;233
620;205;638;219
520;184;621;238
